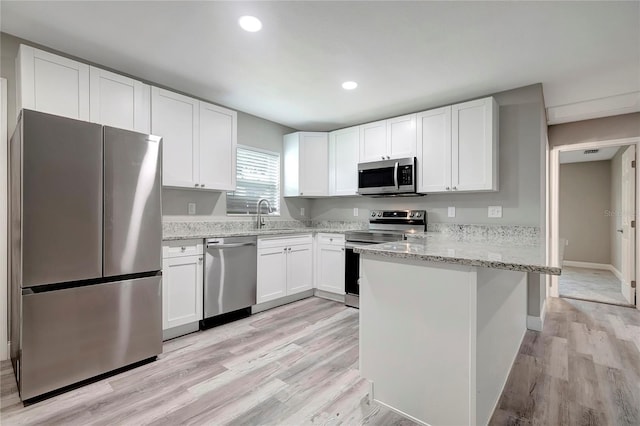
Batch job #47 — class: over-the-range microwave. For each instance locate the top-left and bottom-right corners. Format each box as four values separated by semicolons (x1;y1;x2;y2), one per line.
357;157;417;196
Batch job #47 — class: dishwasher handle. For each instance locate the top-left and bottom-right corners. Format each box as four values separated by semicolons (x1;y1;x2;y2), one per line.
207;242;256;249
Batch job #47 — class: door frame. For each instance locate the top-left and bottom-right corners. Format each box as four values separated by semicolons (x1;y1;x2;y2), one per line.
549;136;640;309
1;78;7;360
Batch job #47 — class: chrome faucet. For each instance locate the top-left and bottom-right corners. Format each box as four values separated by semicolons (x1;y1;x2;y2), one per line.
256;198;272;229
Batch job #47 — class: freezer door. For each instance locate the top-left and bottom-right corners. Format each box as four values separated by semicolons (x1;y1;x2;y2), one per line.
20;110;103;287
104;126;162;276
19;276;162;400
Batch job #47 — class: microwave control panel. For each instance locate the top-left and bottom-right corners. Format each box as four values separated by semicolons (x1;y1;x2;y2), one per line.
399;165;413;185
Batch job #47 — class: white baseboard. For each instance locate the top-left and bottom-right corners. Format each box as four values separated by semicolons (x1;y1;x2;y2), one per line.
610;265;623;282
313;289;345;303
563;260;610;270
526;300;546;332
563;261;625;282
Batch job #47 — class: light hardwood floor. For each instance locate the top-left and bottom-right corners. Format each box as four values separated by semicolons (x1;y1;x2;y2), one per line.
0;297;416;426
2;297;639;425
560;266;631;306
490;297;640;426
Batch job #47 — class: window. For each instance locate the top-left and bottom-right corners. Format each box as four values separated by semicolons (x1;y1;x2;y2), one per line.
227;146;280;215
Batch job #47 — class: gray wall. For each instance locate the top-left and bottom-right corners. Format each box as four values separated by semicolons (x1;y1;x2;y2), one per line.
559;160;612;264
548;112;640;148
610;146;629;271
0;32;308;222
311;84;546;227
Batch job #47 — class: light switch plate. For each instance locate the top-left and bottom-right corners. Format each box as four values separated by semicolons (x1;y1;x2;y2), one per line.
188;203;196;215
448;207;456;218
488;206;502;218
301;207;305;216
353;208;359;217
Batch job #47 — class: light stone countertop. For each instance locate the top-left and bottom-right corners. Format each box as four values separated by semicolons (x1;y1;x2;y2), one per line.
354;232;561;275
162;226;362;241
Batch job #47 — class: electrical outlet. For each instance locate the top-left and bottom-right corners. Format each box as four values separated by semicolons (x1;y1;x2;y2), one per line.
353;208;359;217
448;207;456;218
488;206;502;218
188;203;196;215
300;207;305;216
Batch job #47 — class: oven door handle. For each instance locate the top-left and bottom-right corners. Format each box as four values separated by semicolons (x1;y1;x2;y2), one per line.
345;242;375;249
394;161;399;189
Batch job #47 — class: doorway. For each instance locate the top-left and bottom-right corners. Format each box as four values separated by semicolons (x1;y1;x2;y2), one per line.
550;137;640;309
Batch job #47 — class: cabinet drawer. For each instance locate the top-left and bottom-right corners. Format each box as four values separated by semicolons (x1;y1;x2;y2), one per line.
317;233;345;246
258;234;313;249
162;239;204;258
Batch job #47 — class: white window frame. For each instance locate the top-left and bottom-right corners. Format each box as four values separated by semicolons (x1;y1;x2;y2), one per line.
226;145;281;216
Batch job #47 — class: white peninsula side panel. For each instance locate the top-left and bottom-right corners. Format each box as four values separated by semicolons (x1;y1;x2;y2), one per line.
359;256;527;426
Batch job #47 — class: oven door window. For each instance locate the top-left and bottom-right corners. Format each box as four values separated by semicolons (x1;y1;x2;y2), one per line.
358;167;395;189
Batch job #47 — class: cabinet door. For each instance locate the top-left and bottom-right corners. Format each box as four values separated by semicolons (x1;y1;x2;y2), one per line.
89;66;150;133
451;97;498;192
151;87;199;188
199;102;237;191
162;255;203;330
287;243;314;295
316;244;345;294
359;120;388;162
257;246;288;303
299;132;329;196
417;107;452;193
387;114;417;159
329;126;360;196
17;45;89;121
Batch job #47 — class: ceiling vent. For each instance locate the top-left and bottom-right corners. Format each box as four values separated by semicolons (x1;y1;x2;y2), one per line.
584;149;600;155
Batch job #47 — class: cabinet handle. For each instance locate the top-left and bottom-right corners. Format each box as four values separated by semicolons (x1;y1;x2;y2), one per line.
194;183;199;187
198;257;203;263
201;184;205;188
300;192;303;196
387;156;391;160
453;186;457;190
341;248;345;251
329;238;333;242
445;187;450;191
181;246;186;251
381;156;385;160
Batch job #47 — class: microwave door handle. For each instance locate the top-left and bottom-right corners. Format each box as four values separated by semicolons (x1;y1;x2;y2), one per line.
394;161;399;189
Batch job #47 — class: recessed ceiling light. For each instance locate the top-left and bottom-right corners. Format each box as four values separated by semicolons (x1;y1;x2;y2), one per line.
239;16;262;32
342;81;358;90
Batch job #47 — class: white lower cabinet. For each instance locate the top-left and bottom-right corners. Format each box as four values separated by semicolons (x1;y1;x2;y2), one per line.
257;234;313;304
162;240;203;336
315;234;345;295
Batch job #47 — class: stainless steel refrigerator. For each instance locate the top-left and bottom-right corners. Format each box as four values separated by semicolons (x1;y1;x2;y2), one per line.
9;109;163;401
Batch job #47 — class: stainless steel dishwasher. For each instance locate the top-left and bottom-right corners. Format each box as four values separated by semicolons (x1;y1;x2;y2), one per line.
204;236;257;321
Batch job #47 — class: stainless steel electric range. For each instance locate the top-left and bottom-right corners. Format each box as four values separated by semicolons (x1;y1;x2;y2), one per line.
344;210;427;308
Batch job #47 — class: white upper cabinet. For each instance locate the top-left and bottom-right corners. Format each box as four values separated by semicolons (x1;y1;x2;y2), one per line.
387;113;417;159
151;87;199;188
417;97;498;193
452;97;498;192
329;126;360;196
359;120;388;162
284;132;329;197
359;114;417;163
89;66;150;133
199;101;237;191
17;45;90;120
151;88;237;191
417;106;452;193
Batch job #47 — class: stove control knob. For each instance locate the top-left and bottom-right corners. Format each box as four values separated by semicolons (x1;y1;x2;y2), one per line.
415;212;421;218
371;212;376;217
377;212;382;217
409;212;415;218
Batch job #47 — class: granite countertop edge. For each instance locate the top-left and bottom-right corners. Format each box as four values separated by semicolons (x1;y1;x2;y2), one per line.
162;227;360;241
354;247;561;275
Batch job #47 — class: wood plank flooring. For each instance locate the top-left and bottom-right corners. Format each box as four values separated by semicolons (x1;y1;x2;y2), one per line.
0;297;415;426
2;296;639;425
490;297;640;426
560;267;632;306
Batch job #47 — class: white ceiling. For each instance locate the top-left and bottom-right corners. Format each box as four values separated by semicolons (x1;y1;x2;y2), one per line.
559;146;621;164
2;1;639;131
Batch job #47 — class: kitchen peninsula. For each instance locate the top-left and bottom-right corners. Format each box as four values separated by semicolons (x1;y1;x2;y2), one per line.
355;232;561;426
